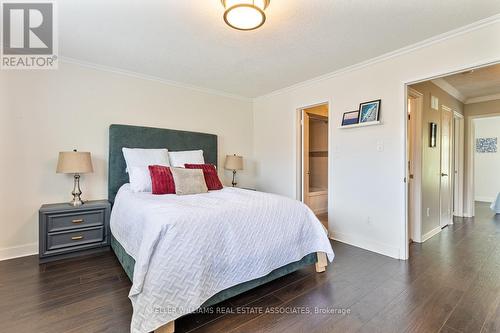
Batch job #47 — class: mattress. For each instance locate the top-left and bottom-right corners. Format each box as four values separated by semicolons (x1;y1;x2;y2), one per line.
111;184;334;332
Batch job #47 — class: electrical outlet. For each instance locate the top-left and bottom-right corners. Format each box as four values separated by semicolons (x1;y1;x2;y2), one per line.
426;208;430;217
367;216;372;225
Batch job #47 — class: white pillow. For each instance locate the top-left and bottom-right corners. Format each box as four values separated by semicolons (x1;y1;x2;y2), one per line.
168;150;204;168
128;166;153;192
122;148;170;171
122;148;170;192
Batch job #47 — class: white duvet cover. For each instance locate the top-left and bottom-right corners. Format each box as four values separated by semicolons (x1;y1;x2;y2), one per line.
111;184;334;333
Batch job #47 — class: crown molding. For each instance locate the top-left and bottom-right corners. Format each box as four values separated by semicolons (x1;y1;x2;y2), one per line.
431;78;466;103
256;13;500;100
465;93;500;104
59;57;252;103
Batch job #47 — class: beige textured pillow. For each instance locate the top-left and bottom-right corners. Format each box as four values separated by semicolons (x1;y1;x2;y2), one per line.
171;168;208;195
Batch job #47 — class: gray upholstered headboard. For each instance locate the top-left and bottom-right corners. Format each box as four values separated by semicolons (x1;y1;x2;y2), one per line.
108;124;218;204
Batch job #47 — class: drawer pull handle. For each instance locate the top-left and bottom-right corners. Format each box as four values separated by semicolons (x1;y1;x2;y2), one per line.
71;236;84;240
72;219;84;224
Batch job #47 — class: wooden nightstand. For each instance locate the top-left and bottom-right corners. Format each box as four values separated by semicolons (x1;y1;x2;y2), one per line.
39;200;111;263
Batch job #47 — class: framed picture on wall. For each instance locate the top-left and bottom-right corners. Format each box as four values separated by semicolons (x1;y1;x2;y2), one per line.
341;110;359;126
430;122;437;147
359;100;381;123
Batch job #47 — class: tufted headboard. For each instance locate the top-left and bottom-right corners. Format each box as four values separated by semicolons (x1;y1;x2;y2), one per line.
108;124;218;204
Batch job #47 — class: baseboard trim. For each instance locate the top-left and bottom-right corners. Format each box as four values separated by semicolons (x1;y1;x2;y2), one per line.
421;226;442;243
0;243;38;261
475;197;495;203
328;230;400;259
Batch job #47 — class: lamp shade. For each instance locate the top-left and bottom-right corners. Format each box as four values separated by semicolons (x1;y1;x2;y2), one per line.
224;154;243;170
56;151;94;174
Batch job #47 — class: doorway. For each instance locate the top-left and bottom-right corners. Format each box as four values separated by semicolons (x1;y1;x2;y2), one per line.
298;103;329;230
453;112;465;217
472;115;500;205
405;84;463;246
440;106;453;228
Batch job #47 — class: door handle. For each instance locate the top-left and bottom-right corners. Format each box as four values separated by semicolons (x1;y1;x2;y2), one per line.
441;173;448;177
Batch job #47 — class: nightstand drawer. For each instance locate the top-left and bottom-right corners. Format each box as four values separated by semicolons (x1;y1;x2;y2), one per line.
47;210;104;232
47;227;104;251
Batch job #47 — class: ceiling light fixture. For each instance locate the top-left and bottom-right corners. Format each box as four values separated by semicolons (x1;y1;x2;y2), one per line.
221;0;270;31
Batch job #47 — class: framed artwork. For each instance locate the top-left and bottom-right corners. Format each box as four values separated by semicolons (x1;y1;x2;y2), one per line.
476;137;497;153
430;123;437;148
359;100;381;123
341;110;359;126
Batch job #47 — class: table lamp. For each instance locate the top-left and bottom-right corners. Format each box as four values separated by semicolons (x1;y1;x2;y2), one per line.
56;150;94;207
224;154;243;187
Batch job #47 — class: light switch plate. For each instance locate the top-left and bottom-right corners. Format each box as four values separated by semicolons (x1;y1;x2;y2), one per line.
376;140;384;152
431;95;439;110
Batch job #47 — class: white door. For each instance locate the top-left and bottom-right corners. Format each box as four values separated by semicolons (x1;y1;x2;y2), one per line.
440;107;453;228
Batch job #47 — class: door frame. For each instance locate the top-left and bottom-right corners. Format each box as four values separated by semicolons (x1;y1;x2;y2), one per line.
440;105;453;228
296;101;331;233
453;111;465;217
402;60;500;260
407;88;423;243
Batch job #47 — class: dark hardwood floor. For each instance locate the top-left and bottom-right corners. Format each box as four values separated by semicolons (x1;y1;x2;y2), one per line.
1;202;499;333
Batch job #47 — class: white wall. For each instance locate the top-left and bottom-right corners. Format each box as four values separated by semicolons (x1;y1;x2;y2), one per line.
0;62;254;260
254;19;500;259
474;116;500;202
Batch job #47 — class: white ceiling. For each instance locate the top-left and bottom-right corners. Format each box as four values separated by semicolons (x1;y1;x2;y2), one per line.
60;0;500;98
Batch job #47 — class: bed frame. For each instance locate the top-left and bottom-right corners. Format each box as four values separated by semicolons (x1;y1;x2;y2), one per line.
108;124;328;333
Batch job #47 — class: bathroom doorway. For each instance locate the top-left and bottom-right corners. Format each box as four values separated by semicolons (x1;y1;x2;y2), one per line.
299;103;329;230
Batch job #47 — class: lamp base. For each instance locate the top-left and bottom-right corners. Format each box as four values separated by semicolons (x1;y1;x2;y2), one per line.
232;170;238;187
69;198;84;207
69;174;84;207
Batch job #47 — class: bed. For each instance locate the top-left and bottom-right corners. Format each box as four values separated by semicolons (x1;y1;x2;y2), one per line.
108;124;334;333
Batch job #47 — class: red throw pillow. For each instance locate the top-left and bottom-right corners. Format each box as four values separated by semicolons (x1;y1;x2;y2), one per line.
148;165;176;195
184;164;223;190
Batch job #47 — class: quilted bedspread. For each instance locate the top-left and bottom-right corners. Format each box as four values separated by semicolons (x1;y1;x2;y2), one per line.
110;184;334;333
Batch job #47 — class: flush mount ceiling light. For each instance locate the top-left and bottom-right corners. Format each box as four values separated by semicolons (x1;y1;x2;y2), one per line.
221;0;270;31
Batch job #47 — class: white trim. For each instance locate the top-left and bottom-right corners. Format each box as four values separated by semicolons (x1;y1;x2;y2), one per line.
475;196;495;203
431;78;466;103
256;13;500;100
465;93;500;104
0;243;38;261
420;226;442;243
329;231;400;259
60;57;252;103
407;88;424;246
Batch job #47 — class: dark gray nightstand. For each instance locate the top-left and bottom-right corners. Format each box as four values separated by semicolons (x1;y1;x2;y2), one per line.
39;200;111;263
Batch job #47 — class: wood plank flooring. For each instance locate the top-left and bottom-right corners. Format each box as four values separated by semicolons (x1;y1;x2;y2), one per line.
0;202;498;333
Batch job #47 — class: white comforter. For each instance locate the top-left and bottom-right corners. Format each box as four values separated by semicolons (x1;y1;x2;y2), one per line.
111;184;334;333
